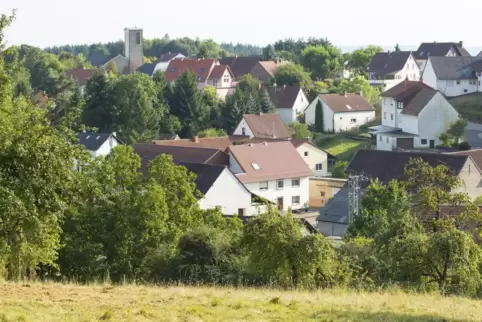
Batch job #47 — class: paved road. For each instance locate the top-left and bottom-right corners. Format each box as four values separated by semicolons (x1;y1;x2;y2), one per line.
464;122;482;149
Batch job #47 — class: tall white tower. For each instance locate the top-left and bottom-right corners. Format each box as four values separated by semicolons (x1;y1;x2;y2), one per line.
124;27;144;73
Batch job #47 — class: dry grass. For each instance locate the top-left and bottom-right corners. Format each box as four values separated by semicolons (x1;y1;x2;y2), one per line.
0;283;481;321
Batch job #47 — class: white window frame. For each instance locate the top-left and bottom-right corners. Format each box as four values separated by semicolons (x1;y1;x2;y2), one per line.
277;180;284;190
260;181;268;191
315;163;322;171
350;118;356;124
291;178;300;187
292;196;300;205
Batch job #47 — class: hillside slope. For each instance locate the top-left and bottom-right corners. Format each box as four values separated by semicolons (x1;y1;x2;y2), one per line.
449;93;482;122
0;283;481;321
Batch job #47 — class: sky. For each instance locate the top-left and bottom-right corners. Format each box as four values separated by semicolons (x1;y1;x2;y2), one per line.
2;0;482;52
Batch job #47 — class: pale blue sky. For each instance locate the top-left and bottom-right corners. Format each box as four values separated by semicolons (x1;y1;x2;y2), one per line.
1;0;481;50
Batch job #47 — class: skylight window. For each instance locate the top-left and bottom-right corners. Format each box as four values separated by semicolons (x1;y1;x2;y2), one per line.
86;135;91;139
200;67;205;73
96;136;100;140
345;104;352;110
251;163;261;170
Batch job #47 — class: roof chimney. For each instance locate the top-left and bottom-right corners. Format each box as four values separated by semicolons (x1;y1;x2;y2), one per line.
258;112;263;116
194;136;199;143
459;41;463;48
263;142;268;146
359;90;363;97
344;91;347;97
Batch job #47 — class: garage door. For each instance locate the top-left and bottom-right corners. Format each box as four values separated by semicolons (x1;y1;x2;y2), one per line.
397;138;414;149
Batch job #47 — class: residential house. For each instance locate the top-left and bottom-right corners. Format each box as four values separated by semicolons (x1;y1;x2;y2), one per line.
77;132;122;157
164;58;235;99
309;177;347;208
31;90;48;107
180;162;253;216
267;85;309;124
227;141;313;211
422;56;482;97
232;113;291;139
304;93;376;132
65;68;98;95
132;143;229;171
347;149;482;200
86;28;144;74
137;53;186;77
334;61;353;79
367;51;421;90
414;41;471;71
219;55;263;80
243;137;335;177
478;51;482;57
250;60;285;83
369;80;459;150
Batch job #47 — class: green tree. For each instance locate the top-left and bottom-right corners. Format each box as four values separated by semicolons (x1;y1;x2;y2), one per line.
237;74;260;94
82;70;115;131
447;118;468;144
169;70;208;138
395;44;401;52
346;46;384;76
274;63;311;88
332;160;348;179
198;128;227;138
315;100;323;132
336;76;380;104
289;122;311;140
242;209;335;288
300;45;342;80
258;88;276;113
111;73;163;143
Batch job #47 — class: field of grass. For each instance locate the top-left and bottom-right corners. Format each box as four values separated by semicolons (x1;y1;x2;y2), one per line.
449;93;482;122
322;136;371;161
1;283;481;321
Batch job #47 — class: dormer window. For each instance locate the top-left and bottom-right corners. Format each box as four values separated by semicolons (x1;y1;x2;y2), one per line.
200;68;205;73
170;68;175;72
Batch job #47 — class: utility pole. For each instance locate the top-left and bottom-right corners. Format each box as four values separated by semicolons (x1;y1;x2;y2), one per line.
347;174;369;224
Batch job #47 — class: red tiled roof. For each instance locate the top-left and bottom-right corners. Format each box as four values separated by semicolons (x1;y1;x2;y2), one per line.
319;93;375;113
241;113;291;139
227;141;313;183
164;59;217;82
65;68;97;86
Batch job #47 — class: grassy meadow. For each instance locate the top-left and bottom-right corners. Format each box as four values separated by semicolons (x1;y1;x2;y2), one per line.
449;93;482;122
0;282;481;321
323;136;371;161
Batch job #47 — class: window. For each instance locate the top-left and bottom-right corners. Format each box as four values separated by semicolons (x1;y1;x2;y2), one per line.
320;191;326;197
197;76;201;81
242;127;246;135
316;163;322;171
224;75;230;83
350;118;356;124
384;112;387;119
379;135;382;142
390;113;394;120
292;196;300;205
456;80;461;85
340;116;342;120
238;208;246;216
136;32;141;45
200;67;205;73
301;96;304;102
291;178;300;187
386;137;389;143
421;139;427;144
277;180;284;190
304;151;308;156
470;80;476;85
251;163;260;170
170;68;175;72
260;181;268;191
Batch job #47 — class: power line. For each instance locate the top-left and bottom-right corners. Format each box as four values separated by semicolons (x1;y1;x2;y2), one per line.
348;174;369;224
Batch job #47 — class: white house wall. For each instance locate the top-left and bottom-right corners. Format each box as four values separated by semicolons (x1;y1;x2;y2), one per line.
233;118;254;138
436;79;479;97
304;96;321;126
279;89;309;124
332;111;375;132
243;177;309;211
296;143;327;177
422;59;438;89
93;136;120;158
199;168;253;216
417;93;459;143
277;108;296;124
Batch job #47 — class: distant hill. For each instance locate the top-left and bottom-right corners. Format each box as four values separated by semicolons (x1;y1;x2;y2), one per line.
339;45;482;56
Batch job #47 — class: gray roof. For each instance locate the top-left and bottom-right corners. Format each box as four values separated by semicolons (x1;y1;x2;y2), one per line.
180;162;226;195
137;62;157;75
414;42;471;60
368;51;412;74
317;187;349;224
77;132;121;151
87;54;119;67
429;56;482;80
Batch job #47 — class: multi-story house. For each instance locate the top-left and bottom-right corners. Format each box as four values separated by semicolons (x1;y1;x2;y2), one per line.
414;41;471;71
367;51;421;90
227;141;313;211
369;80;459;151
422;56;482;97
267;85;309;124
164;58;235;99
304;93;376;132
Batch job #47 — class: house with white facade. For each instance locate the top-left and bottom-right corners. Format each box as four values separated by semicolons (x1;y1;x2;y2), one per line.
232;113;291;139
267;85;308;124
180;162;254;216
227;141;313;211
422;56;482;97
369;81;459;151
164;58;235;99
368;51;421;90
77;132;122;157
304;93;376;132
414;41;471;71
